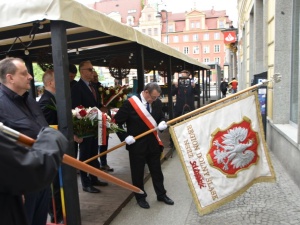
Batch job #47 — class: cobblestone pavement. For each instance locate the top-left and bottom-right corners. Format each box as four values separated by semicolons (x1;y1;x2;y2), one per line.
185;151;300;225
110;150;300;225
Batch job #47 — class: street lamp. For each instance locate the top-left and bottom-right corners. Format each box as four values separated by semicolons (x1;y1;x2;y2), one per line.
156;10;168;45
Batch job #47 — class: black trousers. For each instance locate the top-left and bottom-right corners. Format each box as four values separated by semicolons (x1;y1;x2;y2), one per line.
99;135;109;166
24;187;50;225
79;137;100;187
129;144;166;200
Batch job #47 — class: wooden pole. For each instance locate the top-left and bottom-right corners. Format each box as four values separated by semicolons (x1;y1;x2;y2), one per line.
83;81;268;163
0;123;144;194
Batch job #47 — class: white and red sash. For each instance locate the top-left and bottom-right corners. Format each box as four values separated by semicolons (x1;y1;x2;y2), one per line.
97;109;107;145
128;96;163;146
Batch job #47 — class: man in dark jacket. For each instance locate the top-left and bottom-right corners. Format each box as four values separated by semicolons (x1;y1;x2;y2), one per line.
0;127;68;225
172;70;200;117
114;82;174;209
71;60;108;193
39;69;61;223
39;69;57;124
220;78;229;98
0;57;56;225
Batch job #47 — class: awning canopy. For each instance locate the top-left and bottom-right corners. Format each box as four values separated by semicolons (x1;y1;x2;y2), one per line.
0;1;210;224
0;0;210;71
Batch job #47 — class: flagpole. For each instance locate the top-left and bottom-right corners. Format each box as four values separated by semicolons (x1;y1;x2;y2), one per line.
0;123;144;194
169;74;280;124
167;81;264;125
83;75;281;162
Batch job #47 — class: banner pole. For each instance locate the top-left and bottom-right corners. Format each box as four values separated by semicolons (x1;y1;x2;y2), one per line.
84;75;281;163
0;123;144;194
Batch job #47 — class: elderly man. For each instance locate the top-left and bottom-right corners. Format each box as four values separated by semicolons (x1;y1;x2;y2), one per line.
71;60;108;193
0;127;68;225
0;57;60;225
114;82;174;209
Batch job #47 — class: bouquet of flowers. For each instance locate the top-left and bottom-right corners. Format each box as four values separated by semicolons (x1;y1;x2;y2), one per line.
72;106;124;143
98;85;132;108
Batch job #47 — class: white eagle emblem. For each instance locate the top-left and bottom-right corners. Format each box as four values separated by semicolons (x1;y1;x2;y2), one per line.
213;127;255;171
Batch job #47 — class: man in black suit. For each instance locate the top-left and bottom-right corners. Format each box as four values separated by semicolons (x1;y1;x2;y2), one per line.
0;126;68;225
39;69;82;223
39;69;57;125
71;60;108;193
69;64;78;89
114;82;174;209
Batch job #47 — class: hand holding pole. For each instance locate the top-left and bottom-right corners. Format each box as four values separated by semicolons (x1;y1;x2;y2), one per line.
0;123;143;194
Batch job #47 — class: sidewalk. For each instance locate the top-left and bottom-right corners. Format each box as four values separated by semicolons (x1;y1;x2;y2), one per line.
69;93;300;225
109;149;300;225
73;130;173;225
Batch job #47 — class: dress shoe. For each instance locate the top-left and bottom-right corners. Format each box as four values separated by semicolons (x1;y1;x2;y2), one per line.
100;164;114;172
137;198;150;209
82;186;101;193
157;195;174;205
92;180;108;186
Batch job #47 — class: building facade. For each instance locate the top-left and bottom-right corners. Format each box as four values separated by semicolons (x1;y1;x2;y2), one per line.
88;0;235;84
237;0;300;188
139;4;233;82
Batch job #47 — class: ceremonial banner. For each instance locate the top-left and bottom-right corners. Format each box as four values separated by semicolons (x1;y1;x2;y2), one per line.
169;92;275;215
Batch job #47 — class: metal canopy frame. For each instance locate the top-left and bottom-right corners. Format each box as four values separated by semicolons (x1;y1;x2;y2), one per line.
0;1;210;224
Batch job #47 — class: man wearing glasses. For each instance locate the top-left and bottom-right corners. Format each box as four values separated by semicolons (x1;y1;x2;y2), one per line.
71;60;108;193
114;82;174;209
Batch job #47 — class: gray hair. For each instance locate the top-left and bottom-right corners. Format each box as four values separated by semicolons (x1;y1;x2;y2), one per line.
0;57;24;83
144;82;162;94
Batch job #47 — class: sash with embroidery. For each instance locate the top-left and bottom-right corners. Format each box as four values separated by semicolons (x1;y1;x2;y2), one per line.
128;96;163;146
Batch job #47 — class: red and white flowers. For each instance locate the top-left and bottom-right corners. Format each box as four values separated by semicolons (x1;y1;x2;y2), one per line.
72;106;123;144
98;85;131;107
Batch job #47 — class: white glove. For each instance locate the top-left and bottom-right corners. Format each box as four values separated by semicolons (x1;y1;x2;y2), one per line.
125;135;136;145
158;121;168;131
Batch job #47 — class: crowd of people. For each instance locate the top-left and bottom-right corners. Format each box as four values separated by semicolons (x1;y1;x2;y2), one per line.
0;57;239;223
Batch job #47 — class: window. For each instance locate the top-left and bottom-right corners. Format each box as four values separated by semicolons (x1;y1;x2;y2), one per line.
142;29;146;34
173;36;179;43
148;28;152;36
203;45;210;53
193;34;199;41
214;57;220;63
193;46;199;54
290;0;300;123
204;58;210;63
214;45;220;53
147;14;151;21
128;9;136;13
168;25;174;32
219;20;225;28
183;47;189;54
191;21;200;28
203;33;209;40
163;36;169;44
154;28;158;36
183;35;189;42
214;33;220;40
126;16;134;26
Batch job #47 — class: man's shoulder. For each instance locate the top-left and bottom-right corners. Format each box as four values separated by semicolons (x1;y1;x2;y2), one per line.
71;80;85;92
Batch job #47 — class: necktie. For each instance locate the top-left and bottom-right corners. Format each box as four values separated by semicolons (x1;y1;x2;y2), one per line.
146;102;150;113
89;82;97;101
